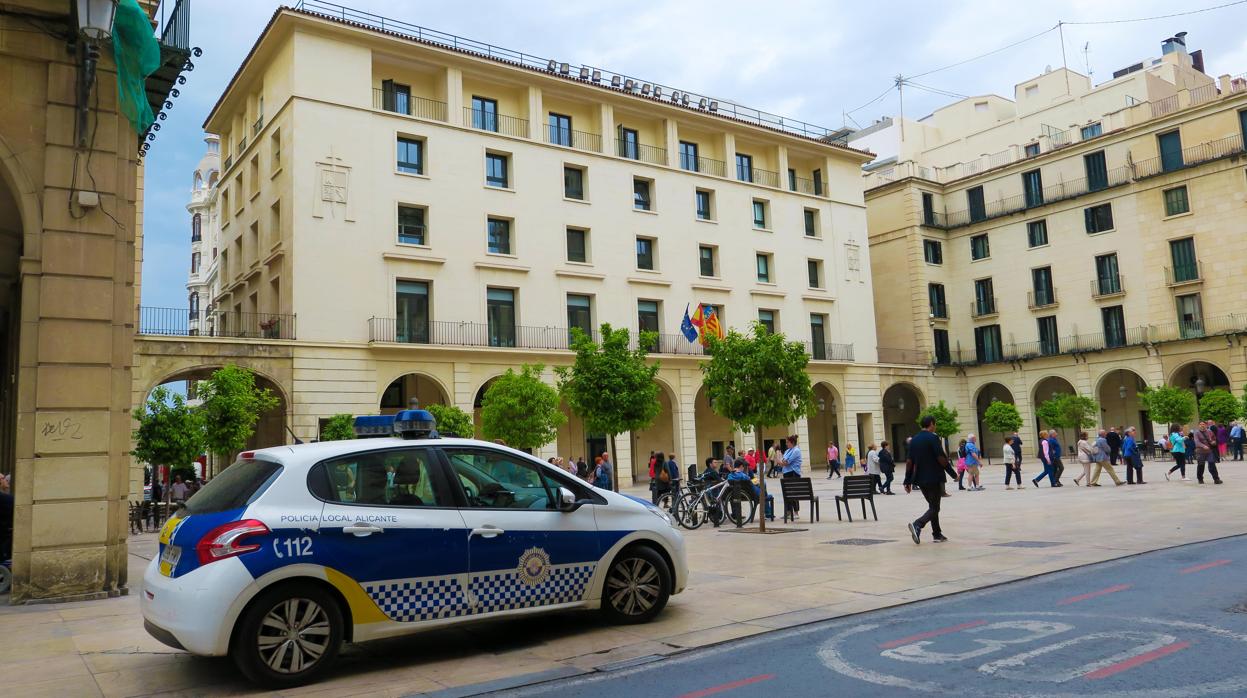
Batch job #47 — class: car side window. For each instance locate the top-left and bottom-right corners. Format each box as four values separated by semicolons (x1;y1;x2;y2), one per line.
320;449;444;507
443;448;553;510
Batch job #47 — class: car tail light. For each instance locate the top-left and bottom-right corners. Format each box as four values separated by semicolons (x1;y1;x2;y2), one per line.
239;451;255;460
196;519;270;566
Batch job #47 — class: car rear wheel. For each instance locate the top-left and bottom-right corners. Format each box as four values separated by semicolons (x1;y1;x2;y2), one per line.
600;546;671;624
232;582;344;688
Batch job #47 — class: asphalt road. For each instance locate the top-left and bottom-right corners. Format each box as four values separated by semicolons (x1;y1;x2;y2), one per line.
492;535;1247;698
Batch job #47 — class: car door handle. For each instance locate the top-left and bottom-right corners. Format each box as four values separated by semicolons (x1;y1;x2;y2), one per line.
343;523;384;537
470;526;505;539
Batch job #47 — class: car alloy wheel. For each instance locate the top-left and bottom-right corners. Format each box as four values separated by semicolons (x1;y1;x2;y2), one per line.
256;597;332;674
606;557;661;617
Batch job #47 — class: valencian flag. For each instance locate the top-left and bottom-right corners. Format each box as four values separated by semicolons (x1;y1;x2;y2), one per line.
701;306;724;346
680;305;699;343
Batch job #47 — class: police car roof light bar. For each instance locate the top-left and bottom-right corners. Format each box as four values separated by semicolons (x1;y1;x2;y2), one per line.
353;414;397;438
394;409;438;440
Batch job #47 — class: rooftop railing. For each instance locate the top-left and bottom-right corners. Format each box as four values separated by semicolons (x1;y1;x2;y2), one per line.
373;88;448;121
139;307;297;340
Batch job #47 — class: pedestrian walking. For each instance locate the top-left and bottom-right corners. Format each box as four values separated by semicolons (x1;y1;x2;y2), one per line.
1216;422;1230;459
1123;427;1144;484
844;443;857;475
955;438;968;490
1167;425;1188;481
879;441;896;494
1032;430;1058;487
766;443;782;478
593;455;613;490
827;442;841;479
1193;421;1224;485
170;475;188;503
779;435;803;517
1073;431;1094;486
1089;428;1122;486
1002;435;1021;489
964;434;983;491
1107;427;1122;466
905;415;957;544
1231;420;1245;461
866;443;882;493
1047;430;1065;483
649;451;668;504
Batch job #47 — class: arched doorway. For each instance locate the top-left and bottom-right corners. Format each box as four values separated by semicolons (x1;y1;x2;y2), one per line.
882;383;923;459
379;372;449;414
1097;369;1149;436
973;382;1015;463
1170;361;1231;421
695;384;737;464
809;383;844;463
630;380;679;482
1031;375;1077;450
473;376;501;440
556;402;600;467
0;160;23;478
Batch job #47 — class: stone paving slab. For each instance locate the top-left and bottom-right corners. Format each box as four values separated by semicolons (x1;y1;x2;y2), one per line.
1;466;1244;697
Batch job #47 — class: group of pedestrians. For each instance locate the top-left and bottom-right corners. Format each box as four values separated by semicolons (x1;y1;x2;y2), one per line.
1163;421;1226;484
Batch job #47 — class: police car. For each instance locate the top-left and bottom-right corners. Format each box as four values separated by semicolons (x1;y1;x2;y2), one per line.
140;410;687;687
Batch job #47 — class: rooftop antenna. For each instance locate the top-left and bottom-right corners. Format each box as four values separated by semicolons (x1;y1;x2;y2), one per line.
1083;41;1093;77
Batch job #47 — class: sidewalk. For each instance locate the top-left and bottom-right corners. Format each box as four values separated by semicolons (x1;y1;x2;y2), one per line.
3;464;1244;697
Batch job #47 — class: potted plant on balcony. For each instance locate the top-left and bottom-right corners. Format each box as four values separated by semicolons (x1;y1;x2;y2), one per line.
259;317;280;339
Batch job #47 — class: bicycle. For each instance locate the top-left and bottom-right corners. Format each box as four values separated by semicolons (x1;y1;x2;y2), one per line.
677;478;756;529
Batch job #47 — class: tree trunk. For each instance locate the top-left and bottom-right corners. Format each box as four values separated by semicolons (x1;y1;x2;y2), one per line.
755;424;767;532
608;433;619;492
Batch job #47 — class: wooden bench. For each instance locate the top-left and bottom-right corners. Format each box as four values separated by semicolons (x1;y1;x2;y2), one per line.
779;477;820;523
835;475;878;522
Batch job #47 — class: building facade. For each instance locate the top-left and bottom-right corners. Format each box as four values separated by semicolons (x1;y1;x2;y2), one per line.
184;135;220;337
159;4;934;487
857;34;1247;454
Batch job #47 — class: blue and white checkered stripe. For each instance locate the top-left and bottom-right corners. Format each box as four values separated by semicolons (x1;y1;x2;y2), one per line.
471;562;595;615
363;576;471;622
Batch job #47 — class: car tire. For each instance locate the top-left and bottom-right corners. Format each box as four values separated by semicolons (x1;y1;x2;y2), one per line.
600;546;671;625
231;581;344;688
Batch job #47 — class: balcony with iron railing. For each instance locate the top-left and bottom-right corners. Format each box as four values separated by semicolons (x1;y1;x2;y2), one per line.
930;302;948;320
373;88;448;121
1027;288;1057;310
942;164;1132;228
1091;273;1125;298
545;125;601;152
790;175;825;196
806;341;855;362
1131;133;1245;180
1164;261;1203;286
464;107;529;138
139;307;297;340
252;115;264;137
971;296;998;319
617;140;667;165
680;154;727;177
738;167;780;188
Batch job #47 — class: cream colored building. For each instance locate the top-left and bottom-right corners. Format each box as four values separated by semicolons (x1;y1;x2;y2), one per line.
857;34;1247;454
154;4;941;488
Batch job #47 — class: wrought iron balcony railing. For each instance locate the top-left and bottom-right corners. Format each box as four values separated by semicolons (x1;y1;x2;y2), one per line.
1027;289;1057;309
545;126;601;152
1164;262;1203;286
617;140;667;165
1091;274;1125;298
139;307;297;340
680;154;726;177
373;88;448;121
971;296;998;318
464;107;528;138
790;175;825;196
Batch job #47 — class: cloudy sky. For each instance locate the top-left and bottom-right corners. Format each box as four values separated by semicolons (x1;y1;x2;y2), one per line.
139;0;1247;308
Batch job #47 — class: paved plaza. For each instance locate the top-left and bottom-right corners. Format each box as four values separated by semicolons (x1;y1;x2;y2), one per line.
2;463;1244;697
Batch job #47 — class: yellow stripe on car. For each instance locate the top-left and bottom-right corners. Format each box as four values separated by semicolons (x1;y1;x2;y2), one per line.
324;567;389;624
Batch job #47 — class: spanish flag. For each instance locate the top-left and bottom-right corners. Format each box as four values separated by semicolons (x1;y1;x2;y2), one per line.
701;306;723;345
689;303;705;329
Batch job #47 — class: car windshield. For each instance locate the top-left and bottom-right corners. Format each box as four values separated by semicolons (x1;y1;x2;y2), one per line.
184;458;282;515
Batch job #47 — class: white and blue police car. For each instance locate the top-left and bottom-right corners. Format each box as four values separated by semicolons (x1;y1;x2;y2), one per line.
141;410;686;687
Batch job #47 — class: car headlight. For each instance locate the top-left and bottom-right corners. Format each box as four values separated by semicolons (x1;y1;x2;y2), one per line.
645;503;676;528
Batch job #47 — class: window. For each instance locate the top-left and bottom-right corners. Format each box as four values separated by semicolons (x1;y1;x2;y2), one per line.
487;217;511;254
563;166;584;200
1032;266;1054;306
1158;130;1184;172
618;126;638;159
928;283;947;318
679;141;699;171
758;309;776;334
486;288;516;347
1084;151;1108;191
444;449;553;510
188;291;199;315
932;329;951;365
190;251;200;274
699;245;717;277
567;294;592;337
485;152;509;188
191;213;201;241
967;186;986;222
397;136;423;175
319;449;445;507
1022;169;1044;207
396;280;430;343
756;253;772;283
974;324;1003;363
270;129;281;170
970;234;990;260
1037;316;1060;355
807;259;822;288
813;169;823;196
973;278;995;316
1176;293;1204;338
380;79;411;114
637;300;659;334
1241;109;1247;144
633;178;652;211
1169;237;1198;282
752;199;768;228
695;189;713;220
736;153;753;182
1024;84;1038;98
1024;142;1040;158
471;96;498;131
923;239;943;264
1163;185;1189;216
804;209;818;236
397;205;426;245
548;112;572;146
1027;219;1048;247
1095;254;1121;295
636;237;655;270
1102;305;1127;348
1084;203;1114;234
788;168;797;191
566;227;588;263
810;314;827;360
921;192;935;225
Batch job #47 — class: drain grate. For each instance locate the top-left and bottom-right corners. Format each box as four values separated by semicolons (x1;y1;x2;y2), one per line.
992;541;1066;548
825;538;894;546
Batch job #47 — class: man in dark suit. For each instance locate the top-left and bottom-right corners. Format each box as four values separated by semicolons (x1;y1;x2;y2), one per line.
904;416;957;544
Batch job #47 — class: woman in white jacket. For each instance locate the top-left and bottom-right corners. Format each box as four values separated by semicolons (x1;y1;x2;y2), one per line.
1002;436;1019;490
866;444;882;493
1074;431;1095;486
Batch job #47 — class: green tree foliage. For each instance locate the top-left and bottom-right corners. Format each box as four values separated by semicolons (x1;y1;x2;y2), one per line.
1035;393;1099;430
320;413;356;442
480;364;566;451
1139;385;1197;428
556;325;661;492
982;401;1023;435
1198;388;1240;425
701;323;813;531
132;386;204;487
197;365;280;465
427;403;473;438
917;400;961;440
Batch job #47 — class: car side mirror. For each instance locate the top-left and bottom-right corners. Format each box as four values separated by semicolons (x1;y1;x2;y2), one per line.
557;486;581;512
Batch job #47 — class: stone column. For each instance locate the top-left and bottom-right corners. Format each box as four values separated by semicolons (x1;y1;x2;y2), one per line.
445;67;464;126
677;368;698;467
662;118;678;167
526;86;543;141
614;431;634;488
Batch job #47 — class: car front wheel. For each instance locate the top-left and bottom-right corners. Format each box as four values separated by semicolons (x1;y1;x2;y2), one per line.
232;582;344;688
600;546;671;624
